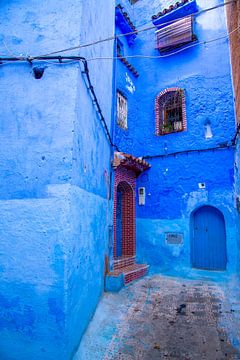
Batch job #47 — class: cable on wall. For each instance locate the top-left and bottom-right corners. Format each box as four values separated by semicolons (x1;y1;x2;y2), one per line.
85;25;240;61
0;49;239;156
0;24;239;65
232;123;240;146
0;55;119;151
142;121;240;160
0;1;236;60
142;144;234;160
27;0;237;58
80;57;120;151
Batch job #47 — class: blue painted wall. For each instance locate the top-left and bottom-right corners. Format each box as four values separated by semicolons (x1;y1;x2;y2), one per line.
0;0;239;357
114;0;237;272
235;138;240;271
0;1;115;359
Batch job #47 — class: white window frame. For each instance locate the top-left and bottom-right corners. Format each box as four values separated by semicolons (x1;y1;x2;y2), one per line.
117;91;128;130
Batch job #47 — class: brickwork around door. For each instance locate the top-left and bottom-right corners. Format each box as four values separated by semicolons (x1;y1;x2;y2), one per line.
114;166;136;260
226;1;240;123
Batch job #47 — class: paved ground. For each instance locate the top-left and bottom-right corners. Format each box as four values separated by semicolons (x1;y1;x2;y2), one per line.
74;273;240;360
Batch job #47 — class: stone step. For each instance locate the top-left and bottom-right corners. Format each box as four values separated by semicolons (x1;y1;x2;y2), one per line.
105;263;149;291
113;255;136;270
110;263;149;284
123;264;149;285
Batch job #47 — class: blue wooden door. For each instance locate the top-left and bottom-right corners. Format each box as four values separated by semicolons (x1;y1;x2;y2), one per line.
192;206;227;271
116;190;122;257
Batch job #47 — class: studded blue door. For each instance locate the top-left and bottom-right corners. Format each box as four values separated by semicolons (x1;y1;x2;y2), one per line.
116;189;122;257
192;206;227;271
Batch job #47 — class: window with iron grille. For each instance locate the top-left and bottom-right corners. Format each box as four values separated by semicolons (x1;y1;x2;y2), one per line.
155;88;187;135
156;16;196;52
117;91;128;130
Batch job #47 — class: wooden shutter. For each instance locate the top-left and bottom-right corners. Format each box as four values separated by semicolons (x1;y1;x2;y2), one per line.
156;16;193;50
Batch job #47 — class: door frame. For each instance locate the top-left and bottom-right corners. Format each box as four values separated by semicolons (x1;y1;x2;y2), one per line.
190;204;227;270
114;180;135;260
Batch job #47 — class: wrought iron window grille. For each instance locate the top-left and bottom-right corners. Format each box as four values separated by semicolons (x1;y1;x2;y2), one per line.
117;91;128;130
156;89;187;135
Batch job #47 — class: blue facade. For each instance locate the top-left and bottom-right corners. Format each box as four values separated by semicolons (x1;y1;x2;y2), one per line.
114;0;238;273
235;139;240;271
0;1;115;359
0;0;239;358
191;205;227;270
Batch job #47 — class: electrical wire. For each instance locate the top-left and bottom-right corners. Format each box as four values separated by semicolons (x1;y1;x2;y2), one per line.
142;144;233;160
85;25;240;61
232;123;240;146
38;59;80;66
0;60;24;66
0;55;118;151
2;39;20;57
30;0;236;58
0;52;237;157
142;123;240;160
0;1;236;61
133;0;238;29
79;58;119;151
0;1;237;154
0;24;239;65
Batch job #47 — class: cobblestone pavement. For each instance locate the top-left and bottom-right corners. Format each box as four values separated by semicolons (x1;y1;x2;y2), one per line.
74;274;240;360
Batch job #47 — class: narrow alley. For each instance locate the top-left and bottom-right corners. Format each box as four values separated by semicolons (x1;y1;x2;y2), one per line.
1;0;240;359
75;273;240;360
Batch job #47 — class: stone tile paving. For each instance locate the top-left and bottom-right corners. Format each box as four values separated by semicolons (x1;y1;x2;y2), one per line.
74;274;240;360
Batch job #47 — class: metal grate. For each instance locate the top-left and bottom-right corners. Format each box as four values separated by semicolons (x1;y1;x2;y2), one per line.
117;91;128;130
165;232;183;245
158;90;184;134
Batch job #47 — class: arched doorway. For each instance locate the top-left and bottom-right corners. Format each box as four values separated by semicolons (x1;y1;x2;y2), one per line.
191;206;227;271
115;181;135;259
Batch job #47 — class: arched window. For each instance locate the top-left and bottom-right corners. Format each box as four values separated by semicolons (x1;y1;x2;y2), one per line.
155;88;187;135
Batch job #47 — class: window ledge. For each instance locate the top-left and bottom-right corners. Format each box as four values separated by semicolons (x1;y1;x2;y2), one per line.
156;129;185;136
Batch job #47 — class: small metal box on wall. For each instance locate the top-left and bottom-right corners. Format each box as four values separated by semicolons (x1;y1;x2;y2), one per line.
165;232;184;245
138;187;146;205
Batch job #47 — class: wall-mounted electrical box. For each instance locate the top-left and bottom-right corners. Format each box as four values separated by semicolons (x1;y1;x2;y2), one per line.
198;183;206;189
138;187;146;205
165;232;183;245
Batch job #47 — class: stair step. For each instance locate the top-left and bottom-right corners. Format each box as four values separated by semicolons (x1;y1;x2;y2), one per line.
110;263;149;285
113;255;136;270
123;264;149;285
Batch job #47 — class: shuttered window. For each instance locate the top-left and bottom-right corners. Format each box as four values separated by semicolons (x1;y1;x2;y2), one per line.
156;16;193;51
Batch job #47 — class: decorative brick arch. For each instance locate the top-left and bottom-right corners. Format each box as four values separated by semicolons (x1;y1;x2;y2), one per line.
155;87;187;135
114;167;136;260
113;153;150;262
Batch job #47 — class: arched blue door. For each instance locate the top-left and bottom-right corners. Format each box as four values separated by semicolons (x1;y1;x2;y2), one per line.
191;206;227;271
